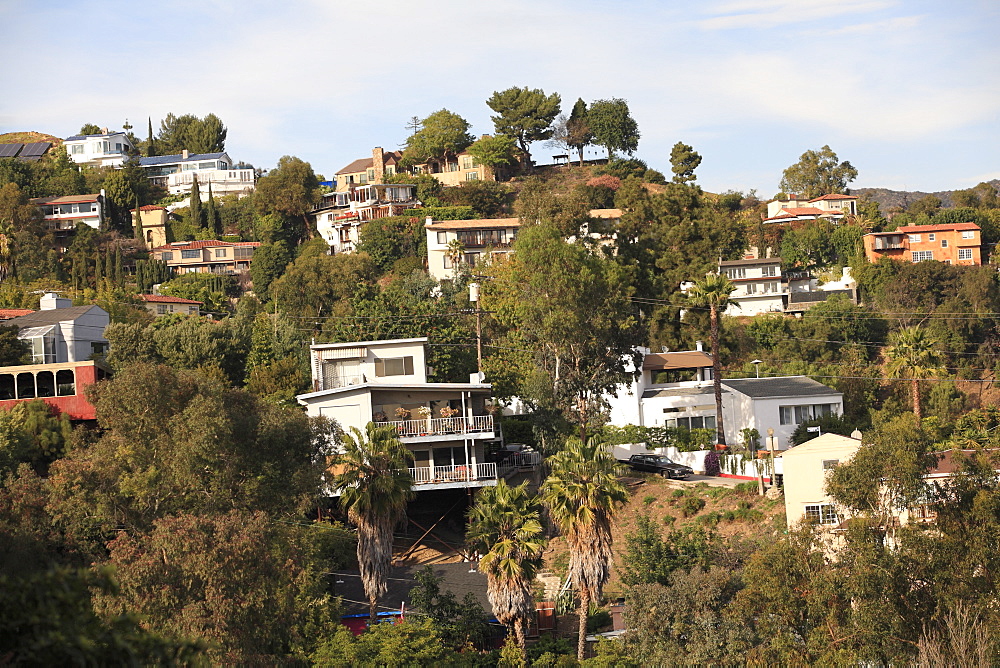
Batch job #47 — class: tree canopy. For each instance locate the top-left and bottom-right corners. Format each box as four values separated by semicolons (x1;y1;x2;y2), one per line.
486;87;562;164
400;109;475;167
156;112;227;154
587;98;640;159
779;145;858;198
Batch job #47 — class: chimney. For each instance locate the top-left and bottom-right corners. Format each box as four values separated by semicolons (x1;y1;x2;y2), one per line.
182;149;189;160
100;127;108;134
372;147;385;183
426;216;433;226
39;292;72;310
695;340;704;352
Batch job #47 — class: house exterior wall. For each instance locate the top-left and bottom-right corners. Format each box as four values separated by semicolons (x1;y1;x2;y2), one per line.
64;133;133;168
425;219;519;281
781;435;861;528
63;309;110;363
165;168;255;196
864;225;982;265
154;242;258;275
0;360;108;420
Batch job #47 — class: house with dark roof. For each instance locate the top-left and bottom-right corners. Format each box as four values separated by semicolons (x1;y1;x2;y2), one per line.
764;193;858;224
314;183;421;254
718;257;858;316
335;147;405;190
64;130;134;168
5;293;109;364
606;346;844;448
139;150;255;197
336;144;501;191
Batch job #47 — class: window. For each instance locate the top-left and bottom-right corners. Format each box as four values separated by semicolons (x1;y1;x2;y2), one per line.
779;403;837;425
160;252;173;261
928;233;936;241
234;247;254;259
822;459;840;470
374;356;415;377
181;249;200;259
804;503;839;525
745;283;756;295
385;165;395;176
156;304;168;315
941;239;948;248
908;234;920;242
725;267;746;279
959;248;973;260
71;144;83;154
962;230;976;239
761;265;778;277
367;169;375;181
465;171;479;181
664;415;716;430
911;250;934;262
437;231;447;244
444;255;453;269
214;248;227;258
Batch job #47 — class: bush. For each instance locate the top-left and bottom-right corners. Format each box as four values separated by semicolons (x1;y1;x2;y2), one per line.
643;495;656;506
704;451;720;476
680;496;706;517
670;489;686;500
586;609;613;633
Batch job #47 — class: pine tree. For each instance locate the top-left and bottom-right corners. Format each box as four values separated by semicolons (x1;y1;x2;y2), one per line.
188;175;202;229
147;117;156;157
205;183;218;236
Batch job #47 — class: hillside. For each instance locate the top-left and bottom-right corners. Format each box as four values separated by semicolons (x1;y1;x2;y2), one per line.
0;131;61;146
853;179;1000;211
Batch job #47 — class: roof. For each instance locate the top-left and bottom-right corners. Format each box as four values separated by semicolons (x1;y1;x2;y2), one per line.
6;305;105;329
808;194;858;201
131;205;166;212
311;337;429;350
139;152;227;167
928;449;1000;475
426;218;521;230
778;432;862;458
642;386;717;399
64;132;127;141
895;222;981;233
151;240;260;251
642;350;714;371
720;376;841;399
336;158;373;175
297;381;491;402
30;194;100;205
140;294;202;305
0;309;35;319
589;208;623;218
719;257;782;267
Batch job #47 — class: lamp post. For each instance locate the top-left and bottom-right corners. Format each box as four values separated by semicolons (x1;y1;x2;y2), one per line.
751;359;763;378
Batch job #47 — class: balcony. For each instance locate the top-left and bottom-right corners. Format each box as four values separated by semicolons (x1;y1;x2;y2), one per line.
319;374;365;391
409;462;497;486
386;415;493;438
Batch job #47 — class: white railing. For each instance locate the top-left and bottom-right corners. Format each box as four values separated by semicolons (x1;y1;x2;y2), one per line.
320;374;364;390
386;414;493;438
498;451;543;478
408;462;497;485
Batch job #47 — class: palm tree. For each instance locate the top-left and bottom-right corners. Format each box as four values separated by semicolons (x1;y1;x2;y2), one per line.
467;479;545;655
540;438;628;660
331;422;414;623
687;272;737;445
884;326;945;421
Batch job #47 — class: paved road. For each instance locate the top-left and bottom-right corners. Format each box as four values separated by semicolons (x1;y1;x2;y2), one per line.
670;474;745;488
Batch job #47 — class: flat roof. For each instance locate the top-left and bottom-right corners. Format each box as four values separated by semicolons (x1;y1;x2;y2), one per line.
310;337;428;350
719;257;782;267
721;376;841;399
426;218;521;230
297;381;491;402
642;350;714;370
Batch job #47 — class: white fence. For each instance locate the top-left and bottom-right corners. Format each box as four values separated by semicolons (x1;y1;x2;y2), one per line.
408;462;497;485
387;415;493;438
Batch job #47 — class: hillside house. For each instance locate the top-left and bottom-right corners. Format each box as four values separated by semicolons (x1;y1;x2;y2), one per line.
129;205;169;248
64;130;134;168
720;258;785;316
140;294;201;317
152;240;259;275
139;151;255;197
296;338;502;492
780;432;862;529
864;222;982;265
764;194;858;224
5;293;109;364
426;217;520;280
314;183;420;254
32;193;105;252
335;147;405;190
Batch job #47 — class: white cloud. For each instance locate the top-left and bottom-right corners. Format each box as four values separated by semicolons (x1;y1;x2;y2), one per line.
699;0;897;30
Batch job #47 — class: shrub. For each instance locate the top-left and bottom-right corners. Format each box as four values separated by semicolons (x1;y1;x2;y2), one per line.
643;495;656;506
586;175;622;191
680;496;706;517
586;609;613;633
670;489;686;500
704;451;720;476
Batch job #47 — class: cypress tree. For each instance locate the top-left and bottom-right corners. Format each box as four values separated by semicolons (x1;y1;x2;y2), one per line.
147;117;156;157
205;183;218;236
134;194;144;243
114;248;123;287
93;252;102;288
188;175;202;229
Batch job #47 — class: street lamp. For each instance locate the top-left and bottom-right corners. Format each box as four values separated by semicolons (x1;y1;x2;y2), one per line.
751;359;763;378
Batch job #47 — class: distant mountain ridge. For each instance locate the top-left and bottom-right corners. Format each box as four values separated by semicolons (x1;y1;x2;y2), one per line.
851;179;1000;211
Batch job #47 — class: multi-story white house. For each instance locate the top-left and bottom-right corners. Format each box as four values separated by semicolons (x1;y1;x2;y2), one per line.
296;338;502;492
764;193;858;224
139;151;255;197
606;347;844;448
63;130;134;168
314;183;420;254
5;293;110;364
425;217;520;280
719;258;785;316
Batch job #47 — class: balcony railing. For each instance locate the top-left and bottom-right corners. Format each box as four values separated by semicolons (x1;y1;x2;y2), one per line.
320;374;365;391
409;462;497;485
386;415;493;438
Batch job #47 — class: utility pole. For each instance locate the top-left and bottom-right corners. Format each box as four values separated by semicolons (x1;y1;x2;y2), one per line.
469;282;482;375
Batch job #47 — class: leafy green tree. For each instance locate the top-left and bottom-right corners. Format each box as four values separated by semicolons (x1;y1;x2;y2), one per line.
271;251;377;323
156;112;227;154
249;240;293;300
587;98;640;159
669;142;702;184
254;155;320;244
466;133;519;170
779;220;838;270
78;123;102;135
779;145;858;198
687;273;736;445
884;326;946;421
486;87;561;165
355;215;425;274
400;109;475;169
438;180;513;217
146;117;156;157
204;182;219;235
407;566;490;649
312;617;460;666
908;194;942;216
540;437;628;660
99;510;341;663
331;423;414;622
567;98;594;166
36;145;86;197
467;479;545;651
187;174;202;228
101;156;149;232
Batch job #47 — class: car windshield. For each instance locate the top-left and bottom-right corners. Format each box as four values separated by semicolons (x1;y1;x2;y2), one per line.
655;456;675;464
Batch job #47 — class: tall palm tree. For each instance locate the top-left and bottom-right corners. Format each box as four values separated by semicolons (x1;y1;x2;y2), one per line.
331;422;414;623
687;272;736;445
540;438;628;660
467;479;545;654
884;326;945;421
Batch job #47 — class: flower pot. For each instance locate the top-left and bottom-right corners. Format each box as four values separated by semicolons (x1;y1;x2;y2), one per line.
714;444;729;452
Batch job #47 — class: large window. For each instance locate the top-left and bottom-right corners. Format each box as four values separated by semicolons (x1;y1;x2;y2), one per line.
779;403;837;426
959;248;973;260
962;230;976;239
374;356;414;377
761;265;778;277
234;247;254;260
664;415;716;430
725;267;746;279
804;503;839;525
911;250;934;262
181;249;200;259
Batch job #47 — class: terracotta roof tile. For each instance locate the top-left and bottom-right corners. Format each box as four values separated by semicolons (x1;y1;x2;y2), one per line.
896;222;981;233
30;194;101;205
808;194;858;201
150;240;260;251
425;218;521;230
140;294;203;305
0;309;35;319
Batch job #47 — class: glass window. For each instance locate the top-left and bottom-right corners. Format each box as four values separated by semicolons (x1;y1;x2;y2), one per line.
908;234;921;242
443;255;452;269
762;265;777;277
928;233;936;241
0;374;13;400
16;373;35;399
198;162;216;170
56;369;75;396
36;371;55;398
962;230;976;239
214;248;227;258
160;252;173;261
234;247;254;260
374;356;415;377
465;171;479;181
437;231;447;244
911;250;934;262
959;248;973;260
157;304;168;315
822;459;840;470
804;503;839;525
181;249;200;259
725;267;746;279
941;239;948;248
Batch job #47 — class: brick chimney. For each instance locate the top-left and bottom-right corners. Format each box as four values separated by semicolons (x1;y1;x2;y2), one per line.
372;147;385;183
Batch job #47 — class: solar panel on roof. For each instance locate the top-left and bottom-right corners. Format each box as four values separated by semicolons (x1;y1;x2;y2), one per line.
0;144;23;158
19;142;50;157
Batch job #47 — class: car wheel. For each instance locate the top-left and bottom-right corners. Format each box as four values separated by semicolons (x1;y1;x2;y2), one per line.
661;470;672;479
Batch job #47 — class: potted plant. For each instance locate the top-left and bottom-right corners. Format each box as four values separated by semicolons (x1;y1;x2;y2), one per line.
415;406;432;434
394;407;411;421
440;406;459;433
373;411;388;423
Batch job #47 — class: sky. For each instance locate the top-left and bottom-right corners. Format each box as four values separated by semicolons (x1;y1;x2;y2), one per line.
1;0;998;196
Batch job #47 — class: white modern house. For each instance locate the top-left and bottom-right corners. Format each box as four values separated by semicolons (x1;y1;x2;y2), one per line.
720;258;785;316
780;432;861;529
63;130;134;168
139;151;255;197
605;347;844;448
763;193;858;224
296;338;502;492
5;293;110;363
313;183;420;254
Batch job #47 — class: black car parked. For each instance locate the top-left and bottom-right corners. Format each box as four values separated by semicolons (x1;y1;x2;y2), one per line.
620;454;694;479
